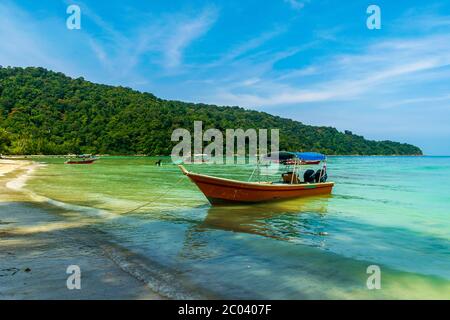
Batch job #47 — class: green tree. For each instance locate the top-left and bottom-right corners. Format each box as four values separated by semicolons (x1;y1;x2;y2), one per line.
0;66;423;156
0;128;11;154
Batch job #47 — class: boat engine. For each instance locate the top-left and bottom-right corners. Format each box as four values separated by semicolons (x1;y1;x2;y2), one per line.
303;169;316;183
315;169;327;183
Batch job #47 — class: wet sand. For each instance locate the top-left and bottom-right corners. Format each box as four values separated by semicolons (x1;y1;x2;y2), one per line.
0;160;165;299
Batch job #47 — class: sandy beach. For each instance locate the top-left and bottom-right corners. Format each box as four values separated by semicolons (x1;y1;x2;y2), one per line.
0;159;165;300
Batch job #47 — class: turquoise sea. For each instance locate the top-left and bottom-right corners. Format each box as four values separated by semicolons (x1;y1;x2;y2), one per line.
24;156;450;299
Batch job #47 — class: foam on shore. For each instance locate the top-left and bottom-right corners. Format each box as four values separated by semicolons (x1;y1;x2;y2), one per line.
1;159;207;299
5;162;45;191
0;159;27;177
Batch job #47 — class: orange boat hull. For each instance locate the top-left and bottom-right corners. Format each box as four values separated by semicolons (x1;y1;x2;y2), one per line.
179;166;334;205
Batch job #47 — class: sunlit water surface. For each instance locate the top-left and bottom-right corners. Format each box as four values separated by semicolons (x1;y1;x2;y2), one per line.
25;156;450;299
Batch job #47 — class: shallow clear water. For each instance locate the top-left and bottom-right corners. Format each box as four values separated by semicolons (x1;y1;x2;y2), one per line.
25;156;450;299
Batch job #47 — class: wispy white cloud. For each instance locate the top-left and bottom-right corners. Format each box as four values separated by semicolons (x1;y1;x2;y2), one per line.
202;27;286;69
415;14;450;29
0;1;99;79
163;7;218;68
0;1;219;89
88;39;108;65
84;5;218;76
395;8;450;32
284;0;309;11
382;94;450;109
0;2;59;69
200;33;450;108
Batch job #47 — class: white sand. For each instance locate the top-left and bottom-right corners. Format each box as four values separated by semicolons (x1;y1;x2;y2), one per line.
0;159;27;176
5;162;42;191
0;160;165;300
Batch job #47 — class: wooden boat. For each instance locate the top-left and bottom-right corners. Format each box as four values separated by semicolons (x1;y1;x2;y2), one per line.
284;159;321;165
65;158;98;164
302;160;321;165
65;155;98;164
179;165;334;205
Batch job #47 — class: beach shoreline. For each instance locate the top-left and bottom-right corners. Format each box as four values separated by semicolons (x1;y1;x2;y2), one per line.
0;159;166;300
2;158;449;299
1;153;427;158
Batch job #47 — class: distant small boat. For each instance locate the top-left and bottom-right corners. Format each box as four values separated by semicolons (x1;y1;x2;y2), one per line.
183;153;210;164
65;154;98;165
65;158;97;164
179;151;334;205
284;159;321;165
302;160;321;165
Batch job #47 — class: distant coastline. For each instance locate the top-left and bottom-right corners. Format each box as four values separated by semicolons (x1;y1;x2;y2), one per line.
1;154;427;159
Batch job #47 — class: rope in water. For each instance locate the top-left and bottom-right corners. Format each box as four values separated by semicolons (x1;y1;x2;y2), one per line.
121;175;186;215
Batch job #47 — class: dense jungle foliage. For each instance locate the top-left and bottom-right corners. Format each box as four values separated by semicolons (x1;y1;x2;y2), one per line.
0;67;422;155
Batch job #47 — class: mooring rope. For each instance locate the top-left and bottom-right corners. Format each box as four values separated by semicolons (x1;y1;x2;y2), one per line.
120;175;186;215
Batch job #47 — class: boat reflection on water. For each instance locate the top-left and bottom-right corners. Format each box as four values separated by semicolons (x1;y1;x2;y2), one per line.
199;195;332;240
177;195;332;261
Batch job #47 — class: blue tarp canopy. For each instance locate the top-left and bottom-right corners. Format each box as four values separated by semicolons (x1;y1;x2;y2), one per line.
264;151;326;161
293;152;326;161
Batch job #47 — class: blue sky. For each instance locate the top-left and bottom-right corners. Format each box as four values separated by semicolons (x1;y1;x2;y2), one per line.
1;1;449;154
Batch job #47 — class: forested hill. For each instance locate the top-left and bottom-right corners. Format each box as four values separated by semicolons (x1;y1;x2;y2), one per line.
0;67;422;156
